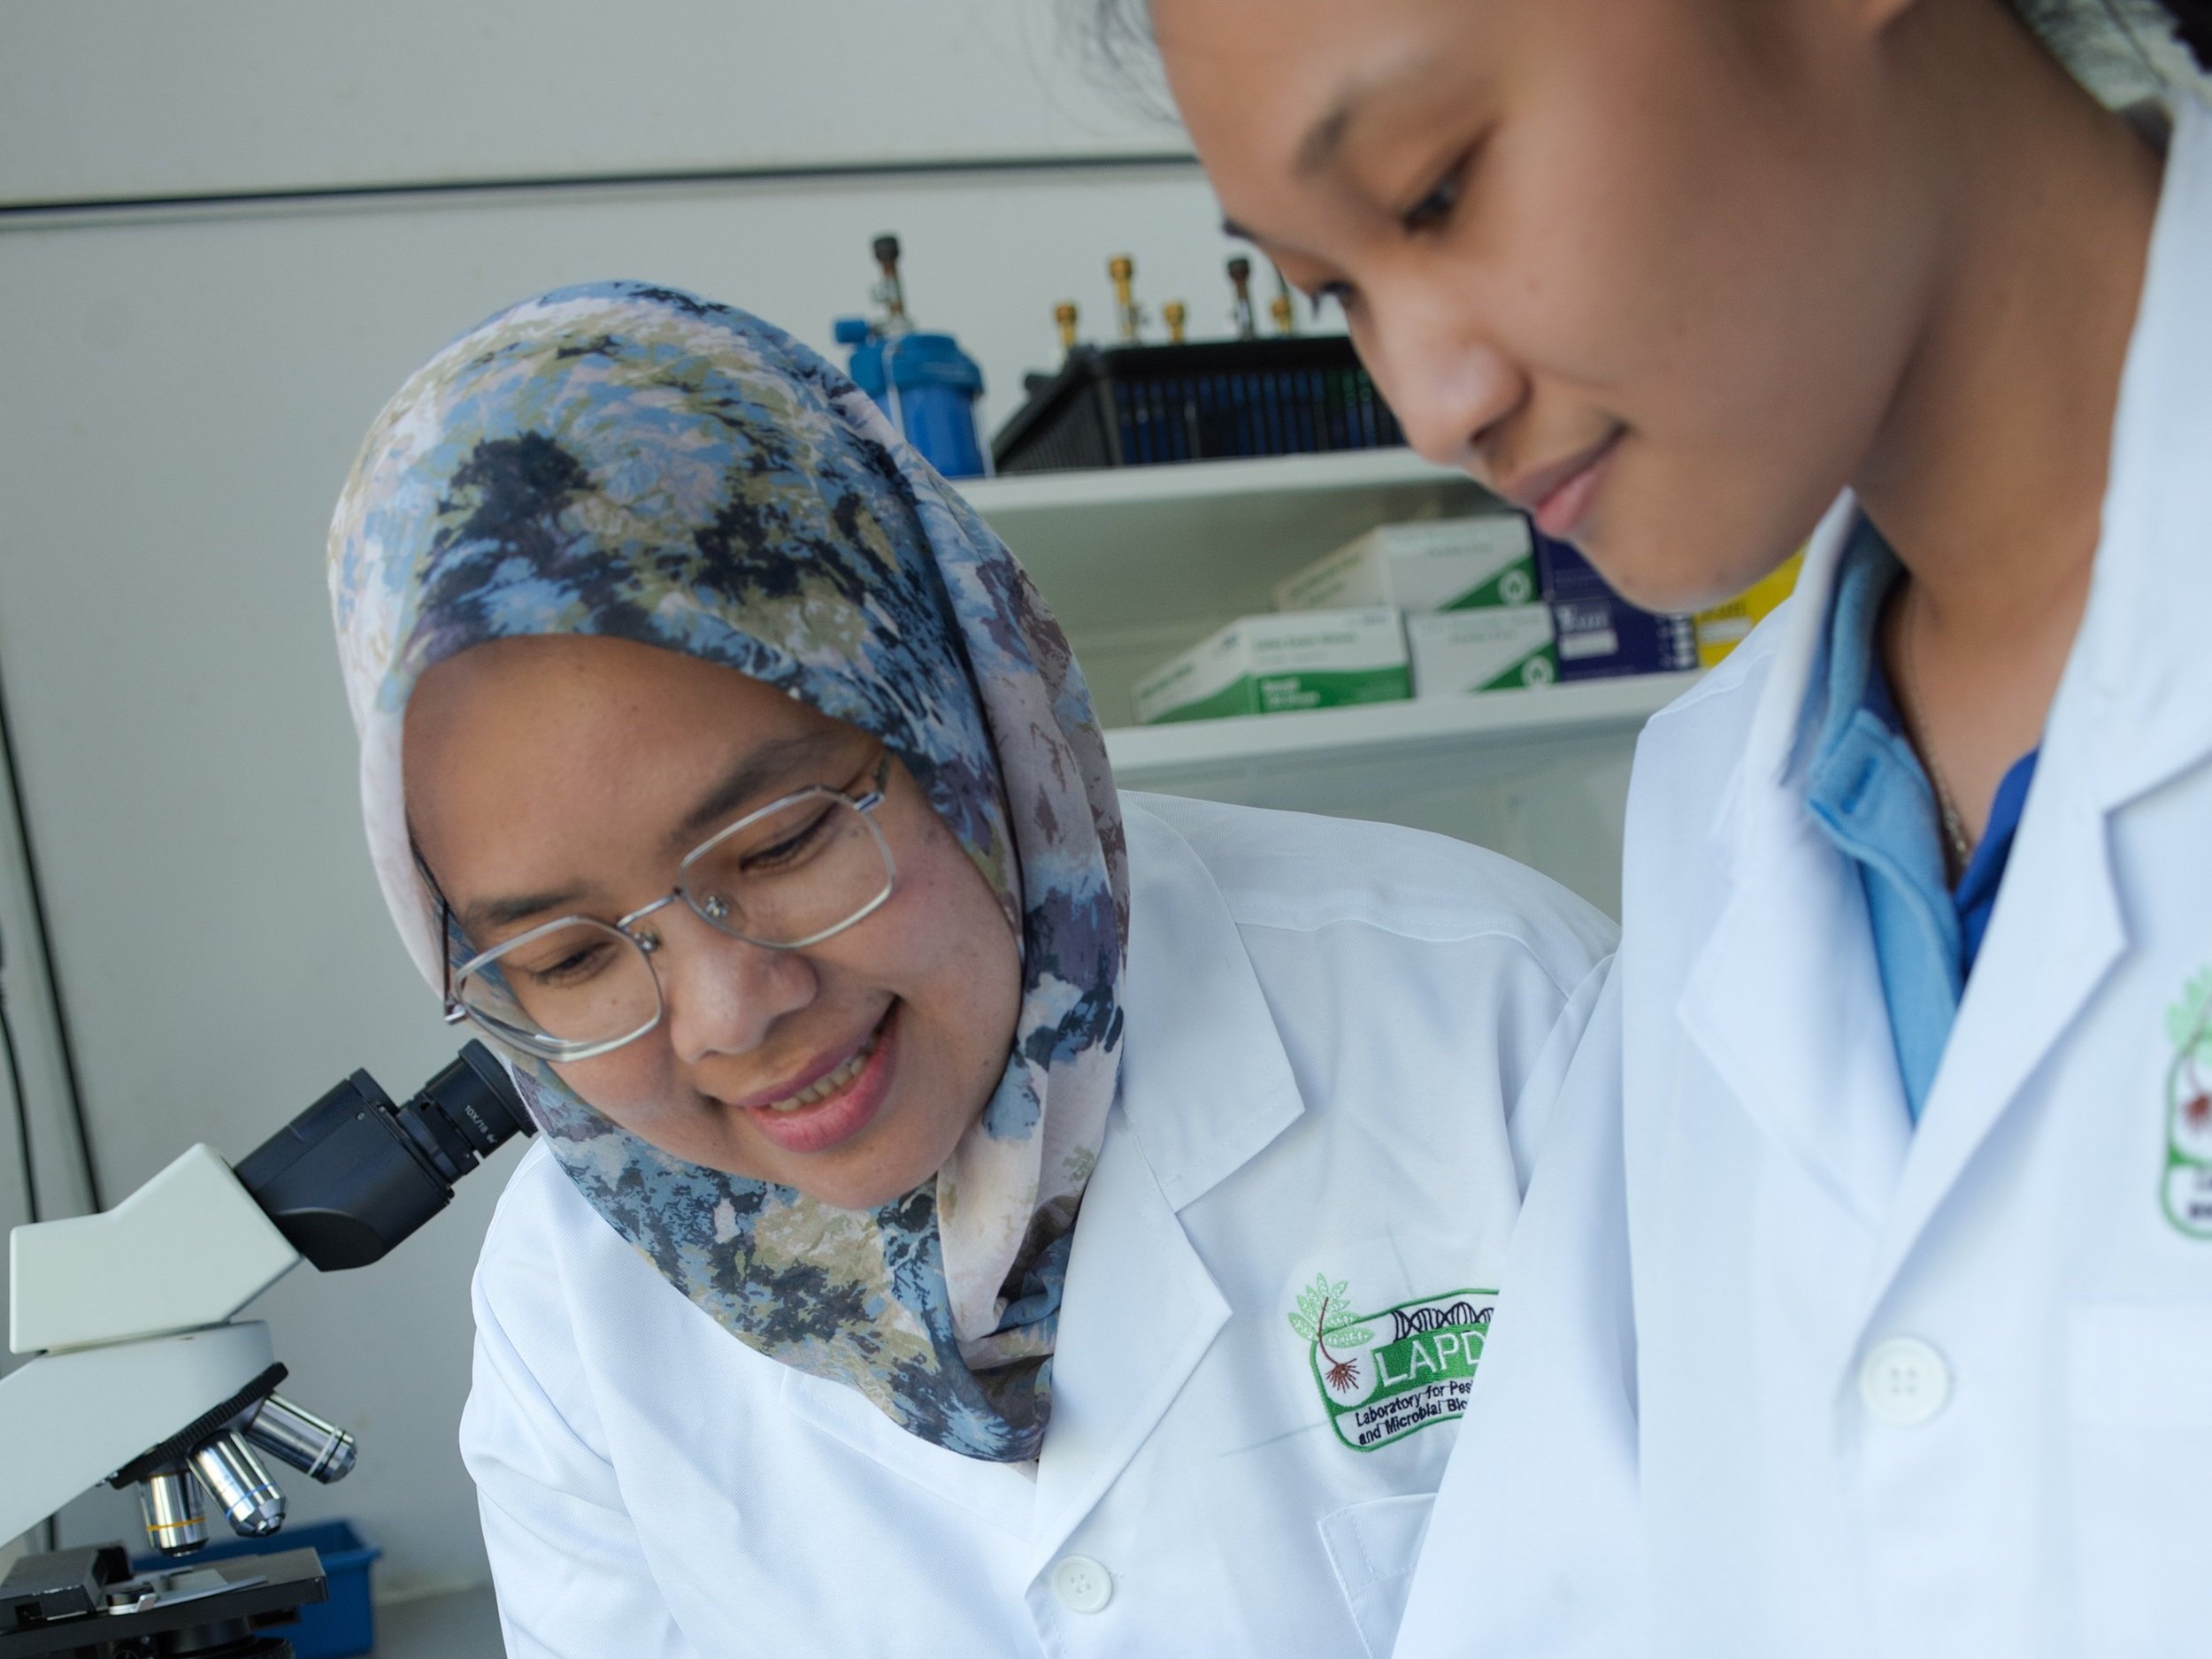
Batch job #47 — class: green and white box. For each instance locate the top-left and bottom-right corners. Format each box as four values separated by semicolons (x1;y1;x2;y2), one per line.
1407;606;1559;696
1134;607;1411;725
1275;514;1538;615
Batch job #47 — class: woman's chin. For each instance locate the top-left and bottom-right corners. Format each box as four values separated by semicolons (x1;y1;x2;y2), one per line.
766;1135;951;1212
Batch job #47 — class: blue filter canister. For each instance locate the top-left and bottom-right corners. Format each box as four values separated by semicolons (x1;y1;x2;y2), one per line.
834;319;987;479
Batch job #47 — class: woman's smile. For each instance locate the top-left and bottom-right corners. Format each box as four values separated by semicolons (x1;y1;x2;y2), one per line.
723;1002;902;1156
1505;427;1625;541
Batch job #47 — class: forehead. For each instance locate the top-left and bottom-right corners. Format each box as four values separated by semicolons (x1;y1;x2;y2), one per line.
1152;0;1498;207
1151;0;1394;138
403;635;858;868
410;632;831;745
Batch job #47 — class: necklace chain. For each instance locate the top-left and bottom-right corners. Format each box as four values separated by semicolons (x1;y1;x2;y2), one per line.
1893;580;1975;879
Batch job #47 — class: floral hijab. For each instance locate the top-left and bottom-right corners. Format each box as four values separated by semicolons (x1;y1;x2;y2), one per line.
328;281;1127;1461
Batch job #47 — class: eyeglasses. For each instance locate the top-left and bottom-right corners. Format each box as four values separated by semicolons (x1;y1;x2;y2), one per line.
442;753;896;1063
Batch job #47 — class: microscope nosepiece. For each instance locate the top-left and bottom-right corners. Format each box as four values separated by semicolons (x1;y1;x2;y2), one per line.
241;1393;357;1484
190;1434;286;1538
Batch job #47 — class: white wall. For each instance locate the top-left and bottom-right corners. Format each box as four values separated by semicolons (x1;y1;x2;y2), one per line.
0;0;1174;206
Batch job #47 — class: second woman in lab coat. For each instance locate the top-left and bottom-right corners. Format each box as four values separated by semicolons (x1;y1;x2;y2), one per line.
326;281;1614;1658
1134;0;2212;1651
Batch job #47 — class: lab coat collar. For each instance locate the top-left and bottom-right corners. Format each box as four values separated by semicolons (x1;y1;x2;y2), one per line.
1107;799;1308;1210
1853;97;2212;1315
1025;797;1301;1571
1678;494;1912;1247
1688;97;2212;1340
2067;93;2212;814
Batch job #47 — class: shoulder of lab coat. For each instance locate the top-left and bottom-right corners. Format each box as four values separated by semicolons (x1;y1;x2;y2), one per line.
465;1141;705;1659
1392;963;1646;1659
1123;790;1620;1192
462;792;1616;1656
1390;624;1792;1659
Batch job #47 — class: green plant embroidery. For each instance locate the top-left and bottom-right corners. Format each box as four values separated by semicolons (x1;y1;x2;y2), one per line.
1288;1273;1375;1395
2162;966;2212;1238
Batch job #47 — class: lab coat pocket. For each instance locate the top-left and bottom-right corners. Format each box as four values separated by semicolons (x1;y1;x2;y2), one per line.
2066;1302;2212;1656
1319;1492;1435;1659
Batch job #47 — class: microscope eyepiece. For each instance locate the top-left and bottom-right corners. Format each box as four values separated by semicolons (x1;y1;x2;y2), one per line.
418;1041;534;1161
233;1041;534;1271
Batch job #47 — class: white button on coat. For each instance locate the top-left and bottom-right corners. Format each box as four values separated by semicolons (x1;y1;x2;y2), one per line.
1403;93;2212;1659
460;794;1615;1658
1858;1338;1950;1426
1050;1555;1112;1614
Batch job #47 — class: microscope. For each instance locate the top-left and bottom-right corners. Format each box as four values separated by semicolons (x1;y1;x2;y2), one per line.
0;1041;531;1655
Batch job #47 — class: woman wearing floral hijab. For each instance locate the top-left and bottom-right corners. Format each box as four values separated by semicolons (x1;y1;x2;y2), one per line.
329;280;1615;1656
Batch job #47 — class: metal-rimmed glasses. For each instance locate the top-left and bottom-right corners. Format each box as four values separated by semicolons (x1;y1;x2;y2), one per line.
442;753;896;1063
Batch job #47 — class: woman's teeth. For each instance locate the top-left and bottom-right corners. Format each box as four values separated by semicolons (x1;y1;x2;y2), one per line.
761;1031;879;1113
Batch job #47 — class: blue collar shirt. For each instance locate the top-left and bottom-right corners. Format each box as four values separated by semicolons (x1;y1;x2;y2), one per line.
1801;520;2039;1121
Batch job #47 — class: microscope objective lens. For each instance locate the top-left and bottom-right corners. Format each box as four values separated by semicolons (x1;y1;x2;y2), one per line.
242;1393;357;1484
190;1433;287;1538
138;1463;209;1556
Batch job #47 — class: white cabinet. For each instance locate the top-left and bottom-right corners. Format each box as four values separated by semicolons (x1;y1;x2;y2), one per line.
964;450;1693;916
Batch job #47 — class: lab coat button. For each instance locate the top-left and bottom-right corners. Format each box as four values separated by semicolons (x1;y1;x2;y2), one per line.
1858;1336;1951;1426
1050;1555;1113;1613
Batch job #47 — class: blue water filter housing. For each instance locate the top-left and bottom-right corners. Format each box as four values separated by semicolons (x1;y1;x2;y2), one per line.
834;318;987;479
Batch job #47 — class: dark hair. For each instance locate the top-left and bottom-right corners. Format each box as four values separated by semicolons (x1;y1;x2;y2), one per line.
1083;0;2212;87
2170;0;2212;58
2015;0;2212;77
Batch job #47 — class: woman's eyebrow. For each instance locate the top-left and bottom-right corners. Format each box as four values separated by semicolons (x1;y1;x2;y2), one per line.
1295;50;1440;181
665;733;842;853
1298;103;1357;178
463;886;588;937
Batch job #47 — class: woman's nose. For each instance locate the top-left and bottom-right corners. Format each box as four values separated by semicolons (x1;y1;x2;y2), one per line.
1356;279;1524;476
655;908;818;1063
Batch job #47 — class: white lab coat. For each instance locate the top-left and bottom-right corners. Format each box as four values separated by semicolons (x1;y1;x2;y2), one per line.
461;791;1614;1659
1402;92;2212;1659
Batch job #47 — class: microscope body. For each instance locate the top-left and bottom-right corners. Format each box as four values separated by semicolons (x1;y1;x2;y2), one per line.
0;1045;529;1556
2;1146;301;1548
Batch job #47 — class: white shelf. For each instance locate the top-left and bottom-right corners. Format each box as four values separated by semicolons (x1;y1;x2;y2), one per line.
962;448;1471;515
964;450;1498;650
1105;672;1699;787
950;451;1677;917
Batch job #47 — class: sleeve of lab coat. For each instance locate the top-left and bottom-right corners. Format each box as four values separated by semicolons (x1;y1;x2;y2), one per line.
1393;960;1653;1659
463;1254;705;1659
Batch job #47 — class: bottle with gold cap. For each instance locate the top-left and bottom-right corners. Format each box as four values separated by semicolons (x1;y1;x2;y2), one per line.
1270;266;1299;337
1226;256;1257;340
1109;254;1146;343
1163;301;1187;345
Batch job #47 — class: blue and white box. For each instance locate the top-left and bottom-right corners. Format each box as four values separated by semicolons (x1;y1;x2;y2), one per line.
1535;534;1698;680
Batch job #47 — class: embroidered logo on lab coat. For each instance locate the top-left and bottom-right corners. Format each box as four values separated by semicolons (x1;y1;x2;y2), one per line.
2162;968;2212;1238
1288;1274;1497;1450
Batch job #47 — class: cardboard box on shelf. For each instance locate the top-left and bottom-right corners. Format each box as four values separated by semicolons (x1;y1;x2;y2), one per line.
1407;605;1560;696
1275;514;1538;615
1133;607;1411;725
1694;549;1805;666
1551;596;1699;680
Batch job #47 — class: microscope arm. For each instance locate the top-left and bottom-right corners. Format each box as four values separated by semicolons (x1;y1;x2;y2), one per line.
10;1144;301;1356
